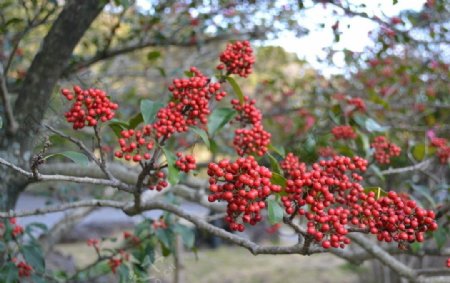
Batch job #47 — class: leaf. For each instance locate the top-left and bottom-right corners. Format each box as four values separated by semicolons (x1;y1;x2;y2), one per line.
191;127;210;148
410;184;436;207
147;51;161;61
141;99;164;125
267;199;284;225
207;108;236;136
270;172;286;188
109;119;129;137
45;151;89;166
268;144;285;158
22;244;45;273
433;226;447;249
0;116;2;129
365;118;389;132
118;264;130;283
174;224;195;249
128;113;143;129
267;153;282;175
364;187;387;199
368;164;385;181
0;262;18;283
226;77;244;104
162;147;180;185
156;228;172;251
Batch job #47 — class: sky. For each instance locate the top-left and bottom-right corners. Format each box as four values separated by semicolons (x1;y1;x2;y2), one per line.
136;0;426;75
271;0;425;74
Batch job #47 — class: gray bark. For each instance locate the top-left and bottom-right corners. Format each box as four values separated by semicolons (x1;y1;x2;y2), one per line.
0;0;105;210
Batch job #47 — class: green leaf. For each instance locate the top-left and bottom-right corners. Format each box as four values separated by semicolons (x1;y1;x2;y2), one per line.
31;275;46;283
0;116;3;129
128;113;143;129
0;262;18;283
0;242;4;252
109;119;129;137
45;151;89;166
270;172;286;188
267;153;282;175
147;51;161;61
174;224;195;249
365;118;389;132
268;144;285;158
207;108;236;136
156;228;172;251
191;127;210;148
410;184;436;207
141;99;164;125
433;226;447;249
118;264;130;283
267;199;284;225
22;244;45;273
162;147;179;185
226;77;244;104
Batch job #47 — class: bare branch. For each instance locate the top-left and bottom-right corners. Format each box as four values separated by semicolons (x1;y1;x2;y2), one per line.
0;199;124;218
348;233;422;283
380;159;433;175
0;156;133;192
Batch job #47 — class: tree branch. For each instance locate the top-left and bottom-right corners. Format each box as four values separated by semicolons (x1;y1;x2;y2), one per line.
0;199;123;218
380;158;433;175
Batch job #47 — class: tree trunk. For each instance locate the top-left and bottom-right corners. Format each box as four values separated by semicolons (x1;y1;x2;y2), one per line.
0;0;105;211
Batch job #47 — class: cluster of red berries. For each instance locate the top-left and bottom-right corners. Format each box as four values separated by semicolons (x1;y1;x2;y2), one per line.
153;67;226;139
447;258;450;268
114;126;154;162
347;97;366;113
147;171;168;191
331;125;357;140
207;156;281;231
231;97;271;156
61;86;118;129
175;153;197;173
123;231;141;246
279;153;438;249
371;136;401;164
280;154;368;248
430;137;450;164
217;40;254;77
152;219;168;230
108;250;129;273
358;191;437;248
13;260;32;277
9;218;24;237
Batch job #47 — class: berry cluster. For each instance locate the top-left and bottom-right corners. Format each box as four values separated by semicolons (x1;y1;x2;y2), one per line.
347;97;366;113
231;97;271;156
317;146;337;158
280;154;368;248
61;86;118;129
14;260;32;277
175;153;197;173
332;125;357;140
217;40;254;77
430;137;450;164
108;250;129;273
207;156;281;231
9;218;24;237
147;171;168;191
279;153;438;249
114;126;154;162
153;67;226;139
371;136;401;164
358;191;437;248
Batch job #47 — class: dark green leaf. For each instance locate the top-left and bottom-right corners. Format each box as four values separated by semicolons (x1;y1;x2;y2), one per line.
0;116;3;129
267;199;284;225
45;151;89;166
191;127;210;148
268;144;285;158
128;113;143;129
267;153;282;175
141;99;164;125
174;224;195;249
270;172;286;188
118;264;130;283
226;77;244;104
0;262;18;283
22;244;45;273
162;147;179;185
147;51;161;61
207;108;236;136
433;226;447;249
156;228;172;251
